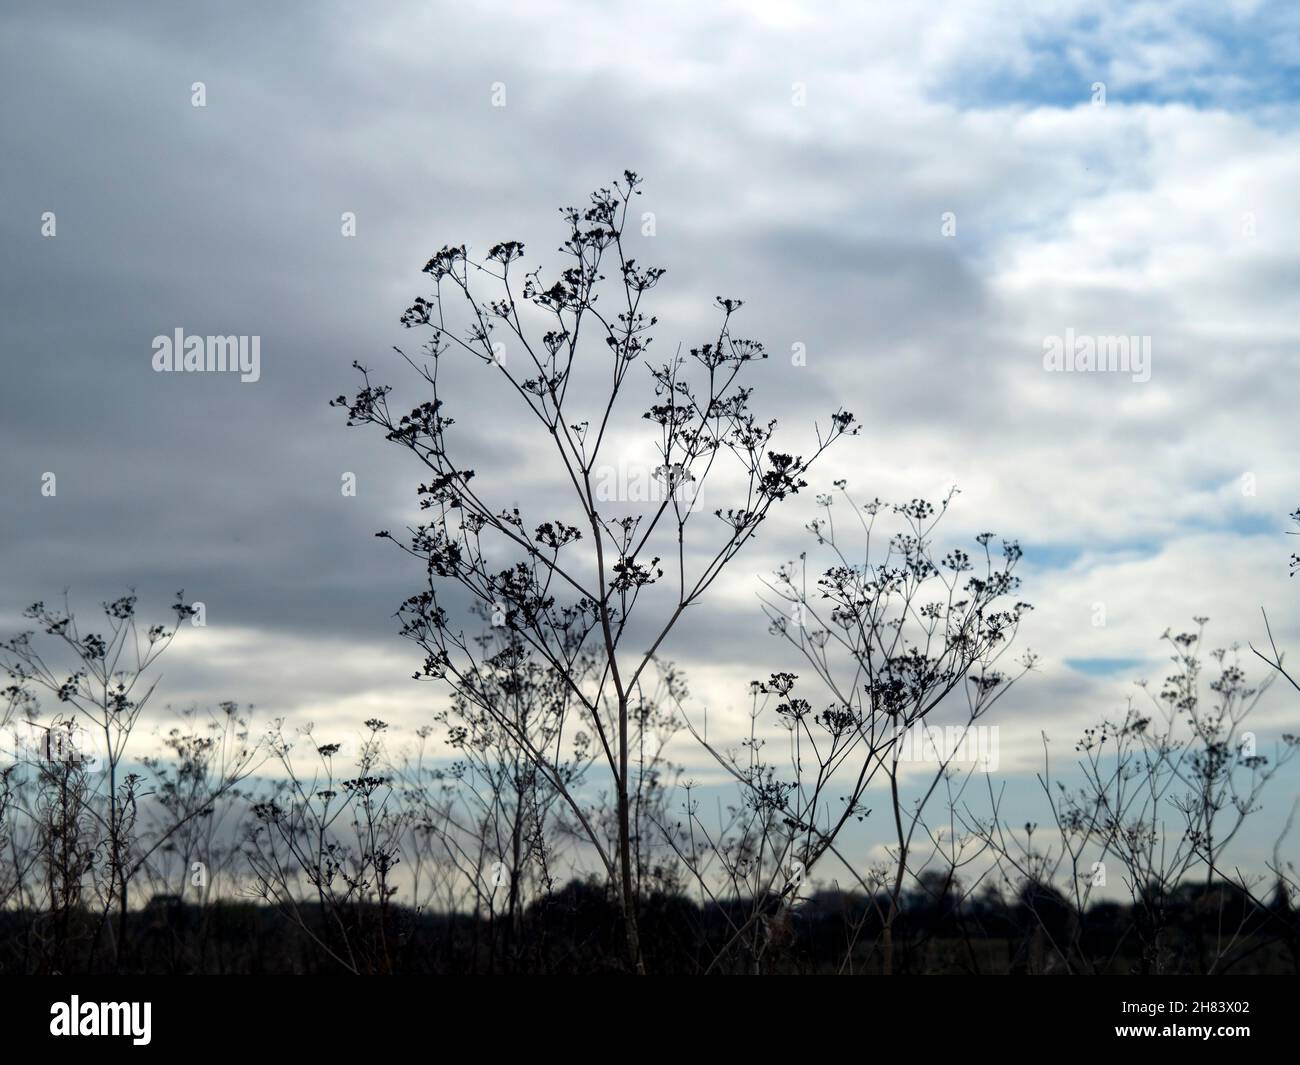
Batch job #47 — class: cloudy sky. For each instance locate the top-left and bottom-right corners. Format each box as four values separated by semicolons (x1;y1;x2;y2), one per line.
4;0;1300;876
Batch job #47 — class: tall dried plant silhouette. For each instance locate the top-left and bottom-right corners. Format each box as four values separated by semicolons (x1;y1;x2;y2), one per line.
246;717;410;974
669;487;1031;972
332;171;857;970
391;606;595;968
0;594;258;972
972;622;1300;973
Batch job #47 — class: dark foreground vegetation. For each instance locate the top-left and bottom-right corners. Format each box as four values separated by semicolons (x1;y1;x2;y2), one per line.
4;879;1298;975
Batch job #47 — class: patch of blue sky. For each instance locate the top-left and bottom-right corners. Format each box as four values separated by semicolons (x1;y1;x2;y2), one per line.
1019;539;1165;573
929;7;1300;117
1064;656;1146;676
1189;512;1290;538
